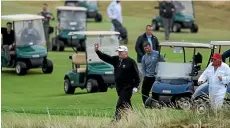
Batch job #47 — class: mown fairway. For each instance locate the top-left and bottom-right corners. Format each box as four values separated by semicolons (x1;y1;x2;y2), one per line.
1;1;230;118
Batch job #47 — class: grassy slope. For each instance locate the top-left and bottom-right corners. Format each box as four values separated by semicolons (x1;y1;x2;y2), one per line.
2;108;230;128
1;1;230;116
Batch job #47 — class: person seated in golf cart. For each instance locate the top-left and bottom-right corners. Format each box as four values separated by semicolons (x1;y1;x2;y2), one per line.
20;21;40;44
222;49;230;63
191;52;203;74
1;22;15;65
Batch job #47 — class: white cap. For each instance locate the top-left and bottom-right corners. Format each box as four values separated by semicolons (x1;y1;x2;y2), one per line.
116;45;128;52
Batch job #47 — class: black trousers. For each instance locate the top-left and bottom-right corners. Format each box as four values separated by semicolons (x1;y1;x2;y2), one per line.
114;85;133;121
141;76;155;104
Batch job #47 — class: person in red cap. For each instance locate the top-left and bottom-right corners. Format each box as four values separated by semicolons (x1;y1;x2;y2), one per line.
198;53;230;109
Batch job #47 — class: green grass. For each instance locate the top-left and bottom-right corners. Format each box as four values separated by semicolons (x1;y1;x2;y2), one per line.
1;0;230;119
2;108;230;128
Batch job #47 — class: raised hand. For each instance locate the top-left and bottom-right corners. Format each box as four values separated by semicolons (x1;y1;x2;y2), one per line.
94;43;99;51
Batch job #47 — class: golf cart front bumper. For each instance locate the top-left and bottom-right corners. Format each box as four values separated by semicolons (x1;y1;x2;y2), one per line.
66;39;81;48
182;21;193;28
87;10;97;18
151;80;194;103
29;58;44;68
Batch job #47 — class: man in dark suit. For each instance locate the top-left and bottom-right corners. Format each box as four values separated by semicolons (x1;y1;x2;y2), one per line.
159;0;175;40
1;22;15;65
135;25;160;78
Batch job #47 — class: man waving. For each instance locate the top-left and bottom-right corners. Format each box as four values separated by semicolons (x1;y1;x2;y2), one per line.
95;43;140;121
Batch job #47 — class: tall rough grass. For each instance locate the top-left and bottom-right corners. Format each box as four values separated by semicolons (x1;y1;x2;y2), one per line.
2;106;230;128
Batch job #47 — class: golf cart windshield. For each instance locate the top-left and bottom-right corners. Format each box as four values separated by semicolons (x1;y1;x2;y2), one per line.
86;35;119;63
156;62;192;80
58;10;86;31
84;0;97;7
65;0;97;7
173;0;194;15
65;1;80;6
14;19;46;46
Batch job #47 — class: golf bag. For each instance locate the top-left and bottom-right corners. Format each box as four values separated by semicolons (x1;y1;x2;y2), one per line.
111;19;128;44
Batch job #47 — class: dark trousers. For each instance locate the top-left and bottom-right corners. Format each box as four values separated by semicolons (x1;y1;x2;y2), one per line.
222;49;230;63
2;45;15;64
162;17;173;40
141;76;155;104
114;86;133;121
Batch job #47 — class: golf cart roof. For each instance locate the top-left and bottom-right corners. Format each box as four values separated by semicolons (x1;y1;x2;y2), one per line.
160;42;212;48
68;31;120;36
56;6;87;11
210;41;230;46
1;14;44;21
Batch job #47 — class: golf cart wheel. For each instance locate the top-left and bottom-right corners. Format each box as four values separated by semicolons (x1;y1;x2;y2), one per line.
175;97;192;110
193;97;210;114
64;78;75;94
98;83;108;92
172;23;181;33
86;79;99;93
58;41;65;52
152;20;159;31
15;61;27;75
190;23;198;33
42;59;53;74
52;45;57;51
145;97;162;109
95;13;102;22
51;37;57;51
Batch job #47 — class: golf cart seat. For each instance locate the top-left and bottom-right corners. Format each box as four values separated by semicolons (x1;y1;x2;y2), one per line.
72;53;86;73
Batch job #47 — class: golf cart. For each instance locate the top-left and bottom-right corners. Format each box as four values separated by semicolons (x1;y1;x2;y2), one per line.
192;41;230;112
1;14;53;75
145;42;212;110
51;6;87;52
64;31;120;94
152;0;198;33
64;0;102;22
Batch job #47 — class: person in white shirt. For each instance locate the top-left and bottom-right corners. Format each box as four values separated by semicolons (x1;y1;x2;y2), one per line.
107;0;122;31
198;53;230;109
